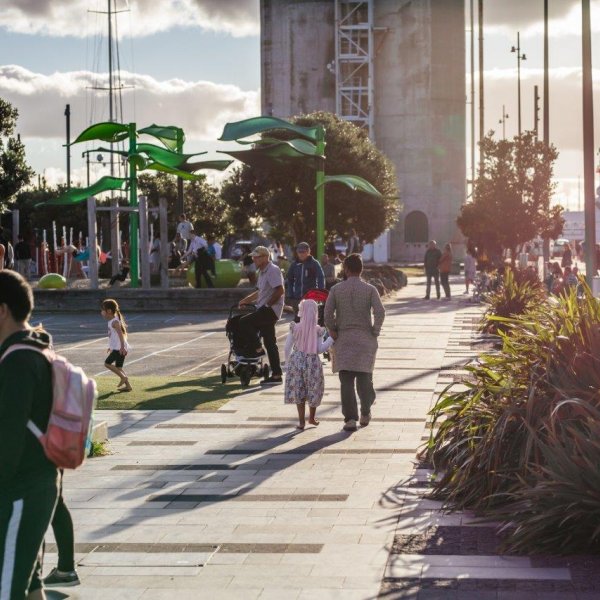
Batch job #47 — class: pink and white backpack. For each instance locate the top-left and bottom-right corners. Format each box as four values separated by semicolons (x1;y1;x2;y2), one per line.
0;344;97;469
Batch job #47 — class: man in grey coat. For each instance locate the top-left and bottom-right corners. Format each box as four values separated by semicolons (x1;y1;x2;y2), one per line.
324;253;385;431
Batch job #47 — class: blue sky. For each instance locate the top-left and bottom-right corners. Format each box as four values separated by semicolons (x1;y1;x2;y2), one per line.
1;0;600;209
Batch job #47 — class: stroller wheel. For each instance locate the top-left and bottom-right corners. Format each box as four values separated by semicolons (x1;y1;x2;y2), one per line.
240;366;252;387
262;364;270;381
221;364;227;384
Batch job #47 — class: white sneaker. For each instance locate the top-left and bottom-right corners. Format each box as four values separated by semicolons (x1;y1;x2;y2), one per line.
359;413;371;427
343;419;357;431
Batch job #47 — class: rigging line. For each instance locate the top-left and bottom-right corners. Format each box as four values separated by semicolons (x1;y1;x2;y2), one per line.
127;1;136;123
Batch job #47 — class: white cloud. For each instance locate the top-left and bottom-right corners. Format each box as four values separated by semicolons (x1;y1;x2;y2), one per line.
0;65;260;141
0;0;259;38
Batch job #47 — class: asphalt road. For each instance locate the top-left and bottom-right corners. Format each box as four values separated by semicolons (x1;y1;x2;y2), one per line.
31;310;292;378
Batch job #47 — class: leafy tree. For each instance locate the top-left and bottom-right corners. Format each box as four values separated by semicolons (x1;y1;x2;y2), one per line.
458;131;563;261
220;112;399;246
0;98;34;212
138;171;232;239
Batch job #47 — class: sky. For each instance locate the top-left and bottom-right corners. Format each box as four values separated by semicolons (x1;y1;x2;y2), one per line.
0;0;600;210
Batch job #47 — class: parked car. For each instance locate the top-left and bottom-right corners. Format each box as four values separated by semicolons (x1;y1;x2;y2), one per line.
229;240;253;259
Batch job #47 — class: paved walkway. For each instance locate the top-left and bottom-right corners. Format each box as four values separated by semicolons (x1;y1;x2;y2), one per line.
45;277;585;599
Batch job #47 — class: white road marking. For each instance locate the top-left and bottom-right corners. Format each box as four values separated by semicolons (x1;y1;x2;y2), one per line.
93;331;216;376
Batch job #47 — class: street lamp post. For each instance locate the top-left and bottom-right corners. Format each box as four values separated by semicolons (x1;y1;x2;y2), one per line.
511;32;527;135
499;105;509;139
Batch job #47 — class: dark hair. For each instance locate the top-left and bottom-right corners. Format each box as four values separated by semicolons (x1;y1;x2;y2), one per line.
0;271;33;322
344;253;363;275
102;298;127;335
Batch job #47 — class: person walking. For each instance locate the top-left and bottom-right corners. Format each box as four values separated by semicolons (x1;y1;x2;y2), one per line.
181;230;212;288
238;246;285;384
561;244;573;269
324;253;385;431
14;234;32;281
101;299;132;392
321;253;337;289
346;228;361;256
0;271;59;599
284;299;334;429
464;247;477;294
439;243;452;300
286;242;325;313
423;240;442;299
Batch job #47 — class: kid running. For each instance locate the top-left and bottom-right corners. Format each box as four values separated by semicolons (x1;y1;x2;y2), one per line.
101;299;131;392
284;299;334;429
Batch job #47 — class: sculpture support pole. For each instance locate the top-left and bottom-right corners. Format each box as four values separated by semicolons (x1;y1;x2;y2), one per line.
138;195;150;289
316;126;325;259
159;197;169;289
87;196;99;290
176;129;184;218
129;122;139;288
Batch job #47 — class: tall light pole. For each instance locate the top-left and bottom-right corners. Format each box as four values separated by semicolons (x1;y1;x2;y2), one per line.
511;32;527;136
478;0;484;174
499;105;509;139
582;0;596;284
542;0;550;275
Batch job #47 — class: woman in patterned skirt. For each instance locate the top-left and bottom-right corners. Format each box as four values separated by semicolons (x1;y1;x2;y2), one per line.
284;299;334;429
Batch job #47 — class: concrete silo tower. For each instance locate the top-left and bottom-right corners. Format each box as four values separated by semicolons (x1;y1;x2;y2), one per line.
261;0;466;261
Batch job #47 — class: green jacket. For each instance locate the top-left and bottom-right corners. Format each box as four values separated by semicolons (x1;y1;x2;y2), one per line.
0;329;57;495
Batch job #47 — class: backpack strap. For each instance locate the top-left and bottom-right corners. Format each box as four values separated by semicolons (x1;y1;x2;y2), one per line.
0;344;53;440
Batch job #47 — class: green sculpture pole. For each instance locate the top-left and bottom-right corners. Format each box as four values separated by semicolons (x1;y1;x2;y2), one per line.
176;128;184;217
316;125;326;259
128;122;139;288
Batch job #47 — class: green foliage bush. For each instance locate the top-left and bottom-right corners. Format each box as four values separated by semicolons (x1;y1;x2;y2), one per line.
426;285;600;554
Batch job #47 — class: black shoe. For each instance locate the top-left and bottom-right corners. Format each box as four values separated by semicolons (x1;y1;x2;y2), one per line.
262;376;283;385
43;567;80;587
423;296;430;300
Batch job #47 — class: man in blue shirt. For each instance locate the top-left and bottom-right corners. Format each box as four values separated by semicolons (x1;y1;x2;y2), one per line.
286;242;325;312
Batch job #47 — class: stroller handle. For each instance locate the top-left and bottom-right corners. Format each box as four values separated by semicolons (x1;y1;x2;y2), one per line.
229;303;256;319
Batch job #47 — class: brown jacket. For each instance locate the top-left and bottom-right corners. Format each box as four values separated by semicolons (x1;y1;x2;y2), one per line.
438;250;452;274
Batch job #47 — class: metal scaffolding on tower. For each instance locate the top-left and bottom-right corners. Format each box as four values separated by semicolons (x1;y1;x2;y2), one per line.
334;0;375;140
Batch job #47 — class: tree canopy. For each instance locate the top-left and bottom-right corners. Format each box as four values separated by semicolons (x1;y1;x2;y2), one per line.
0;98;34;212
458;131;563;258
220;111;399;246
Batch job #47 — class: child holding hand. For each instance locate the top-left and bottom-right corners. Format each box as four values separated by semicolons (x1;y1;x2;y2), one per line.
284;299;334;429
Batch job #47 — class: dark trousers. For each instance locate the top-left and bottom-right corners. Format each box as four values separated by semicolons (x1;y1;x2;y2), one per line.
440;272;451;298
0;475;58;599
51;490;75;572
195;256;214;288
339;370;376;422
238;306;282;376
425;271;440;298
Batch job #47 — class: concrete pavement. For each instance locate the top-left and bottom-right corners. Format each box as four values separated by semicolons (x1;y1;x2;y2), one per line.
42;276;586;599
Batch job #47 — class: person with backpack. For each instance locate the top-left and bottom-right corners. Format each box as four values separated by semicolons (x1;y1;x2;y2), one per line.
0;270;58;599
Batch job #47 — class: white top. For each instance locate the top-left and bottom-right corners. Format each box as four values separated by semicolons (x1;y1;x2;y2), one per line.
213;241;222;260
256;261;285;319
185;235;208;259
108;317;129;351
284;323;334;363
177;221;193;240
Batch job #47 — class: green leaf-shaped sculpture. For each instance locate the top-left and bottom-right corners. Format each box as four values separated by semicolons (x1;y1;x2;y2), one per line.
220;138;322;168
73;122;130;145
219;116;319;143
315;175;383;197
38;176;128;206
146;163;205;181
138;124;184;151
136;143;207;170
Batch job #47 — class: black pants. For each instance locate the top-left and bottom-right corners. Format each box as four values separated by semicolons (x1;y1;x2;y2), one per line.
238;306;282;376
440;272;451;298
425;271;440;298
195;256;214;288
0;475;58;599
51;486;75;572
339;370;376;422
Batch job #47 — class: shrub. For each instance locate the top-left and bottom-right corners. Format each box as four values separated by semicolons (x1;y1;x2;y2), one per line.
426;286;600;553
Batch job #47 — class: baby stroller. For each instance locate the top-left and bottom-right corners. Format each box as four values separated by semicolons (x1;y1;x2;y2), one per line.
221;304;270;387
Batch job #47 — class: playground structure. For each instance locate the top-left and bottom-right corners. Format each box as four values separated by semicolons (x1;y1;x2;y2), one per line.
35;115;384;288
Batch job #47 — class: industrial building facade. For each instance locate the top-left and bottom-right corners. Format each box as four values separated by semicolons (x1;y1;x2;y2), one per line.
261;0;466;261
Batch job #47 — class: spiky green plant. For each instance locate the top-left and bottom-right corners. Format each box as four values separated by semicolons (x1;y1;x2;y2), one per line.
481;268;545;335
426;285;600;553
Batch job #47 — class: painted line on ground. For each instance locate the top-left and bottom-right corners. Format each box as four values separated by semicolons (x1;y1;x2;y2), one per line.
94;331;216;376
